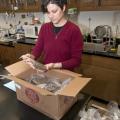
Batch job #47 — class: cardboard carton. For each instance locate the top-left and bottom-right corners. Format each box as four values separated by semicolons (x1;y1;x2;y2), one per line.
5;61;91;120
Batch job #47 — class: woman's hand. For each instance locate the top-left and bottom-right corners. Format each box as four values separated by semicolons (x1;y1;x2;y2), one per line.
45;63;62;70
20;53;35;60
20;54;35;69
20;54;47;72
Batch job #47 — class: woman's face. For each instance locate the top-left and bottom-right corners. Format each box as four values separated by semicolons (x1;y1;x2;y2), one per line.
47;3;65;25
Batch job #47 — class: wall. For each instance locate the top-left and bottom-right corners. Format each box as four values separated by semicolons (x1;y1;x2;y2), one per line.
0;12;44;30
0;11;120;37
77;11;120;37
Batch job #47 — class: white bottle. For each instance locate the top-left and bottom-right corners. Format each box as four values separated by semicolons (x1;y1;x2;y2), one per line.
117;45;120;56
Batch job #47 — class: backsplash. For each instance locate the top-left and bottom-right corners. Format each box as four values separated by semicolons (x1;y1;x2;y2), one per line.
0;12;44;29
0;11;120;37
77;11;120;38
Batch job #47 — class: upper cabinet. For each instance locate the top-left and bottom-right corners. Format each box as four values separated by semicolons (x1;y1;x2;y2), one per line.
77;0;120;11
77;0;98;11
0;0;120;12
67;0;78;8
22;0;41;12
100;0;120;10
0;0;10;12
0;0;41;12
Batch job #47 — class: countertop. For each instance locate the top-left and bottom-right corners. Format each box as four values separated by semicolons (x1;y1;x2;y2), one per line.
83;50;120;59
18;39;120;59
0;38;120;59
0;66;90;120
17;38;36;45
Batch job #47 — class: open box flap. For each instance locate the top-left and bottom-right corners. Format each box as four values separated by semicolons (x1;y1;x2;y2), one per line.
58;77;91;97
5;61;31;76
6;75;54;96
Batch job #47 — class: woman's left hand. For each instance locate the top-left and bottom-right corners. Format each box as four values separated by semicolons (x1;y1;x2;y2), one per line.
45;63;62;70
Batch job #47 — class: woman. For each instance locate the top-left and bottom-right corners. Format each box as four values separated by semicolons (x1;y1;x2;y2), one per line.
21;0;83;71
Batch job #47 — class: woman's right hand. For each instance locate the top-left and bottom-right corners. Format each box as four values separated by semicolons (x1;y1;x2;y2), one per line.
20;53;36;69
20;53;35;60
20;54;47;72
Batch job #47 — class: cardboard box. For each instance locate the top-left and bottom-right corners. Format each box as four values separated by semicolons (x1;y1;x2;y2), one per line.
5;61;91;120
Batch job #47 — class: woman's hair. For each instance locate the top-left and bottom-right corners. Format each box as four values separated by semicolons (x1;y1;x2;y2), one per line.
41;0;67;12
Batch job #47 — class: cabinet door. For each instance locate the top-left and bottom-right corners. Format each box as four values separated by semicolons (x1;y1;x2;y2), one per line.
0;45;16;66
0;45;7;64
16;0;41;12
0;44;33;66
5;46;17;64
101;0;120;10
77;0;98;11
76;54;120;105
0;0;11;12
15;44;33;60
67;0;78;8
22;0;41;12
102;0;120;6
0;0;41;12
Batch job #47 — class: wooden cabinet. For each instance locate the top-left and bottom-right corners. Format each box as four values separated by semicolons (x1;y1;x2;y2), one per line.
77;0;98;11
0;0;10;12
77;0;120;11
0;45;6;65
20;0;41;12
67;0;78;8
101;0;120;6
0;44;33;66
0;0;120;12
0;0;41;12
67;0;99;12
100;0;120;10
0;45;16;66
15;43;33;59
75;54;120;104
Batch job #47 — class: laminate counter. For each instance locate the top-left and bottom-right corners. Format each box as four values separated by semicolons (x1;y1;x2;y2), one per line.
0;38;120;59
17;38;120;59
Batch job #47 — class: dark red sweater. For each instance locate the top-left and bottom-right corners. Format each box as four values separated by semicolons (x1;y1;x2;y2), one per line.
32;21;83;70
